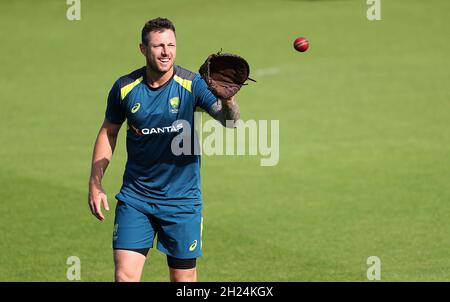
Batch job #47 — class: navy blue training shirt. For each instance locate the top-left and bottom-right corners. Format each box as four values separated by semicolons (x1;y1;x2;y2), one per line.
105;65;217;206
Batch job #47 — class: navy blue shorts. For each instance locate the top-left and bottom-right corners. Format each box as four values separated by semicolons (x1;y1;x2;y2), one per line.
112;200;203;259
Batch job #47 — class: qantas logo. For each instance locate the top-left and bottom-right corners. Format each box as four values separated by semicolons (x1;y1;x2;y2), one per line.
129;122;183;136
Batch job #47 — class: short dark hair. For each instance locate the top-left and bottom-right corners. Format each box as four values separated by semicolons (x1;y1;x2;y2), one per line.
141;17;176;45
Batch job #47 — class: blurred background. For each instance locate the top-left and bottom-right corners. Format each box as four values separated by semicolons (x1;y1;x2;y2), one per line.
0;0;449;281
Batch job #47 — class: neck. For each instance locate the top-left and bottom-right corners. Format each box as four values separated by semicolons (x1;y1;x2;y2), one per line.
145;65;174;88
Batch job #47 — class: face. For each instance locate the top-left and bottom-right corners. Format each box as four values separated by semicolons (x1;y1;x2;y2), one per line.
140;29;176;74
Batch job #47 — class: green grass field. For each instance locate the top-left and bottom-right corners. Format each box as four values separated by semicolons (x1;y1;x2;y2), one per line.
1;0;449;281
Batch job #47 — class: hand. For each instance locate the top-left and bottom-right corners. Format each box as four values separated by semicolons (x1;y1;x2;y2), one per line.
220;95;236;107
88;181;110;221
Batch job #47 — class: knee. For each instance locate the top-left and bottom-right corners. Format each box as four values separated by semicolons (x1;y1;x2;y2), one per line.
170;268;197;282
115;269;140;282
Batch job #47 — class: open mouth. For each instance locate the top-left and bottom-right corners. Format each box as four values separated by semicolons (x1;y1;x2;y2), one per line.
159;58;170;64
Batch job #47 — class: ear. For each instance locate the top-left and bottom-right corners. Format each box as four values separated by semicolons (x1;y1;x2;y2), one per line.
139;43;146;56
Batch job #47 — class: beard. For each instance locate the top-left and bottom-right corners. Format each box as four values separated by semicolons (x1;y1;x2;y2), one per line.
147;56;173;74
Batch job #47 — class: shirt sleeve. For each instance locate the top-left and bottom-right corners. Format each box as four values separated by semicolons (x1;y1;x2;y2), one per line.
193;74;217;112
105;80;126;124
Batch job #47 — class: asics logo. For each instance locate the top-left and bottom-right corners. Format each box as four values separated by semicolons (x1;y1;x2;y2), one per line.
131;103;141;113
189;240;198;252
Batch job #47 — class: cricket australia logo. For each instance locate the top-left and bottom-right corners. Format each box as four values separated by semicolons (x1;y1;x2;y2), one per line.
169;97;180;113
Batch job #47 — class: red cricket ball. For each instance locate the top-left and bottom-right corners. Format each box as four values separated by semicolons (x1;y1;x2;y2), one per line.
293;37;309;52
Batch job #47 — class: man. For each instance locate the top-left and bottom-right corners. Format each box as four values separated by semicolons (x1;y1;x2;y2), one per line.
88;17;240;282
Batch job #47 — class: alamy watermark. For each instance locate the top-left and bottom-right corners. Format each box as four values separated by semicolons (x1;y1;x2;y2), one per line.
66;256;81;280
367;0;381;21
66;0;81;21
167;113;279;167
366;256;381;280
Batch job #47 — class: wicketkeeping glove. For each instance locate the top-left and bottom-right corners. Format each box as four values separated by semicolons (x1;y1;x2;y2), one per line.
199;51;256;99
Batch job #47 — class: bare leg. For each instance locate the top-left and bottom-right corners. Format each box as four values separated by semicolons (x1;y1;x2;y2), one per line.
169;267;197;282
114;249;146;282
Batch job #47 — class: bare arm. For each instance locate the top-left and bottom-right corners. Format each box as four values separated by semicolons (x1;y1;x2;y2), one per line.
88;119;122;221
207;96;240;128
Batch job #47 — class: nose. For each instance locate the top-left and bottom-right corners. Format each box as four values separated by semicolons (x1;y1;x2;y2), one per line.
161;45;168;56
